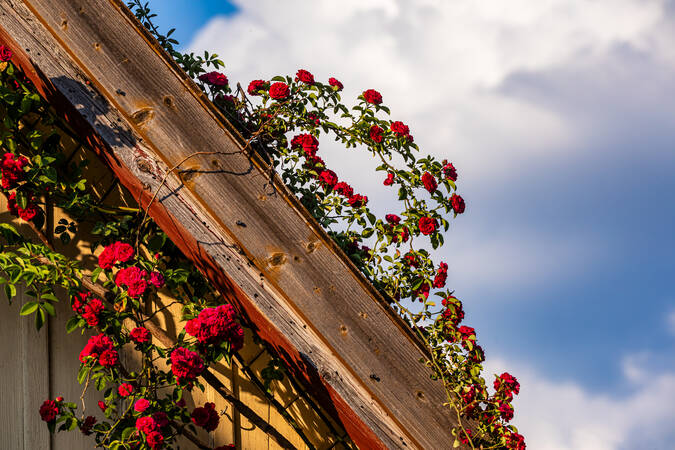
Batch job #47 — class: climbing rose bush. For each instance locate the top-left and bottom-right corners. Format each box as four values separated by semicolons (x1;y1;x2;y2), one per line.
0;0;528;444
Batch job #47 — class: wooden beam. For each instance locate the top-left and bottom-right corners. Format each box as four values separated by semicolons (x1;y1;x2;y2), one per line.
0;1;462;448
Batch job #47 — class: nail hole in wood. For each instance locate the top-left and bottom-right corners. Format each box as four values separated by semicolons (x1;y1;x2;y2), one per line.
163;95;175;109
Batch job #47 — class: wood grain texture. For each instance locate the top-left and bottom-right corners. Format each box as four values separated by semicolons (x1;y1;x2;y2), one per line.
0;1;464;448
21;286;51;450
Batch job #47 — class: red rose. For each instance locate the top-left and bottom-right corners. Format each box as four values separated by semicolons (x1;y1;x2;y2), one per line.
421;172;437;193
269;82;290;100
334;182;354;198
149;271;165;289
433;262;448;288
363;89;382;105
385;214;400;224
290;133;319;157
418;216;437;235
319;169;338;188
198;71;228;87
80;415;97;435
113;241;135;262
0;45;12;62
451;194;465;214
404;253;418;267
115;266;148;298
347;194;368;207
136;416;157;434
369;125;384;143
145;431;164;449
295;69;314;84
247;79;268;95
130;327;151;344
184;304;242;351
328;77;343;90
171;347;205;382
191;402;220;432
390;120;410;136
55;396;64;402
118;383;133;398
97;244;116;269
442;160;458;181
383;172;395;186
39;400;59;422
98;400;107;412
494;372;520;397
134;398;150;413
82;298;104;327
499;402;514;422
99;349;119;367
79;334;116;365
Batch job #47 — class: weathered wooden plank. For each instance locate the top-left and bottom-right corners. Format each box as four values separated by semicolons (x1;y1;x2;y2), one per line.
21;285;51;450
0;288;28;450
0;1;461;448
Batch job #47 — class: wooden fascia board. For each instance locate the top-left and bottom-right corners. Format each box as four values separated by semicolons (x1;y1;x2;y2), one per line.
0;1;462;448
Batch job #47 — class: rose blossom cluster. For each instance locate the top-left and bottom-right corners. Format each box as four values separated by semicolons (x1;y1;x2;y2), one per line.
185;304;244;351
170;347;205;383
136;412;170;450
198;71;228;87
289;128;369;209
115;266;149;298
79;333;119;368
1;152;29;189
98;241;135;269
71;291;105;327
6;191;40;221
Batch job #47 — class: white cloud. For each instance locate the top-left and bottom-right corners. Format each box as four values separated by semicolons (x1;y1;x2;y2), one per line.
485;355;675;450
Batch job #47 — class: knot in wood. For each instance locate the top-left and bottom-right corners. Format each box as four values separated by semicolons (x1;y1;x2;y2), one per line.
268;252;286;267
306;240;319;253
131;107;155;127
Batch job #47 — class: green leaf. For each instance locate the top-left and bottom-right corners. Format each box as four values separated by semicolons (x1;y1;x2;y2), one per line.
65;316;81;333
91;267;102;283
121;426;136;440
20;301;38;315
5;283;16;301
0;223;21;240
41;302;56;317
35;308;45;330
41;292;59;303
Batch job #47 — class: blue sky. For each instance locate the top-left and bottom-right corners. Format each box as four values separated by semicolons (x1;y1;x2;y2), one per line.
152;1;675;448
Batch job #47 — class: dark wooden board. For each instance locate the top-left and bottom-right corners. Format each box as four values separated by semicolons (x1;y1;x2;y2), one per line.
0;1;463;447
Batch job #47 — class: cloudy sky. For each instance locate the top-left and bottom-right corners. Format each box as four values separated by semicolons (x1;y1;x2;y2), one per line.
153;1;675;448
